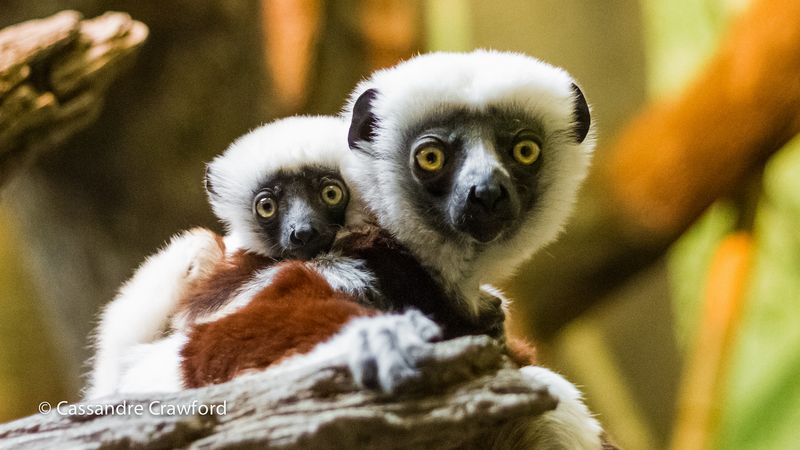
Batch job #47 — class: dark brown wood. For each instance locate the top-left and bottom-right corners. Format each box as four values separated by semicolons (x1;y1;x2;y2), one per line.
0;11;147;188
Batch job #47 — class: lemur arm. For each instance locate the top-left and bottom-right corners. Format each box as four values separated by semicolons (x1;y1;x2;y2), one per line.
179;261;442;393
180;262;373;387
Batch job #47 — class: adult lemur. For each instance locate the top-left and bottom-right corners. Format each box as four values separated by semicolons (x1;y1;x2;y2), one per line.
177;50;603;447
90;50;604;448
87;116;360;399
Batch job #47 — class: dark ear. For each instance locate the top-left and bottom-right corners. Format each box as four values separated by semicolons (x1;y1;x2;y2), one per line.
570;83;590;143
348;88;379;151
204;163;217;197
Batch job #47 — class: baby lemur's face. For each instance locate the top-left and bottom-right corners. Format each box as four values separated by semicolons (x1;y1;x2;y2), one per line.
250;168;349;260
206;115;356;260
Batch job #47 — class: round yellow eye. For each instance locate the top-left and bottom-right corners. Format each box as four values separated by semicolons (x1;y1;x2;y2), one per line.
255;196;277;218
513;140;541;165
415;146;445;172
321;183;344;206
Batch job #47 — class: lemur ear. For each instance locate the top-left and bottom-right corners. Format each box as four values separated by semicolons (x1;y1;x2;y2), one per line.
204;164;217;197
570;83;591;143
348;88;379;151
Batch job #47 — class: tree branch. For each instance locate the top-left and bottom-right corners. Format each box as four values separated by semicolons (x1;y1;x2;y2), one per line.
0;336;556;449
0;10;147;188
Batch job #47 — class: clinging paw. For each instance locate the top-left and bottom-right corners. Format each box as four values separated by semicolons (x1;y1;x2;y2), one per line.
166;227;225;282
343;310;442;394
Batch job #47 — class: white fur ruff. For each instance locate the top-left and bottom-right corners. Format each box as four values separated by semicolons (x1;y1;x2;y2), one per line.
85;228;222;399
207;115;362;257
342;50;596;304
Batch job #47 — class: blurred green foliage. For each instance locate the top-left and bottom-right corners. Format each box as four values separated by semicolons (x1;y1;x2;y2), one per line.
717;140;800;450
647;0;800;448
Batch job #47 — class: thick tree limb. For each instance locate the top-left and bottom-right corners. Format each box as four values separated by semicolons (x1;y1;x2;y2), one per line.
0;11;147;188
0;336;555;449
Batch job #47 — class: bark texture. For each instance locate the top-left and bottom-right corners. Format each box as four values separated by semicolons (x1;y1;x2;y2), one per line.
0;336;556;450
0;10;147;187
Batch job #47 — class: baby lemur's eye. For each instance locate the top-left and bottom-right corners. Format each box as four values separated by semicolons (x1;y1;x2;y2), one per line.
512;139;541;165
415;145;445;172
254;193;277;219
321;180;346;206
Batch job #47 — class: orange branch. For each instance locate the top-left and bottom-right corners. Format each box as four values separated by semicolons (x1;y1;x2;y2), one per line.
604;0;800;238
358;0;419;70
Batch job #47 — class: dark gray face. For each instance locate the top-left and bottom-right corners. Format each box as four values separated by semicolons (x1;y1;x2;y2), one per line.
251;168;349;259
400;108;544;243
348;86;589;245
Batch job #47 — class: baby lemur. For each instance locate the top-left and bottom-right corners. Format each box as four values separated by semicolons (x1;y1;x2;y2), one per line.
86;115;359;399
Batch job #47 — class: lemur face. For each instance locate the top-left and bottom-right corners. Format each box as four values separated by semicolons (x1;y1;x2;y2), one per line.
344;51;594;283
205;116;356;259
250;168;349;259
348;85;589;247
401;108;545;243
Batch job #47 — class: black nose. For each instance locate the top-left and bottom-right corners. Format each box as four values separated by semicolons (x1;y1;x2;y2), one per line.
290;225;318;246
468;180;508;212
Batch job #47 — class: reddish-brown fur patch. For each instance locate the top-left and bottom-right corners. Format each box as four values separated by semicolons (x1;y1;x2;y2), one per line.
179;249;276;324
180;261;374;388
179;224;537;388
505;335;538;367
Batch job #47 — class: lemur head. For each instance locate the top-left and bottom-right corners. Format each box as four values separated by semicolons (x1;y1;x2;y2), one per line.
344;50;594;290
206;116;359;260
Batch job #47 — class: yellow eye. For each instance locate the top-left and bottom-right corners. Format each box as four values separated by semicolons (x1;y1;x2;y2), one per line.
415;146;445;172
512;140;541;165
321;183;345;206
255;196;277;219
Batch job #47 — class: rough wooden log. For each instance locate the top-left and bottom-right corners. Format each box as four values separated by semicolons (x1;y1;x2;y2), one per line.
0;336;555;449
0;10;147;188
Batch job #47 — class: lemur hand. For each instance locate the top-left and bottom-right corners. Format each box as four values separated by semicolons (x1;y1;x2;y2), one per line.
173;227;225;283
343;309;442;394
476;285;508;340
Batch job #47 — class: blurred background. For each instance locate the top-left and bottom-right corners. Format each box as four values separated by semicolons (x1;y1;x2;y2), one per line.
1;1;798;449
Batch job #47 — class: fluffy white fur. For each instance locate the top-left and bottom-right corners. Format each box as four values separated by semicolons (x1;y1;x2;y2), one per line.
87;116;357;399
343;50;596;314
207;115;361;256
88;53;602;447
98;309;442;397
518;366;603;449
276;309;442;393
86;228;222;399
342;50;601;448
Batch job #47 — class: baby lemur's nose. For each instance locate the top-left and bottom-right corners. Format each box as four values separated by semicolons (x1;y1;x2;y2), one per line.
290;225;318;246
